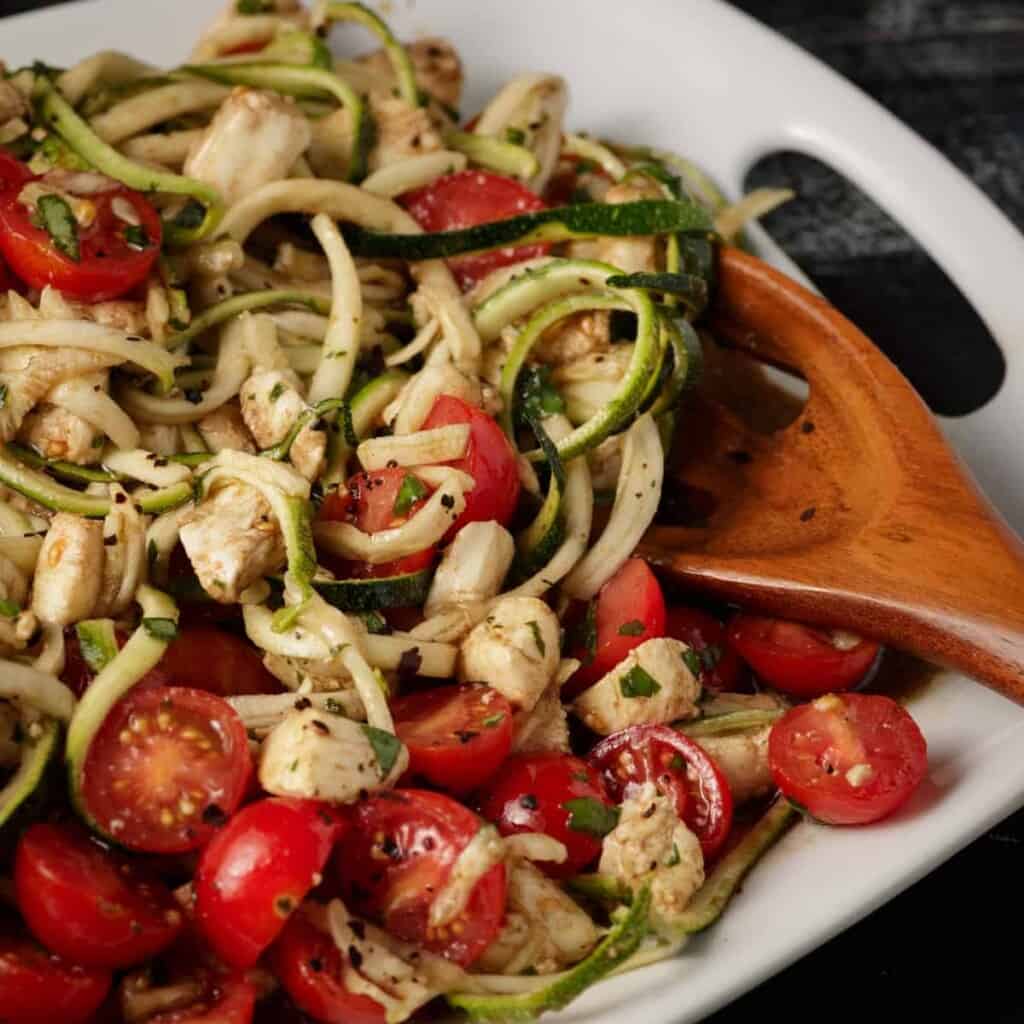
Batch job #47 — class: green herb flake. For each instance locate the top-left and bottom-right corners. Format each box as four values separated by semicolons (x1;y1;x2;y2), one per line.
324;697;346;715
170;199;205;230
123;224;150;250
236;0;272;13
668;753;685;771
90;434;104;449
505;126;527;146
37;194;79;262
682;648;702;677
574;158;598;175
563;797;620;838
393;473;428;517
0;598;20;619
146;538;158;571
361;724;402;777
617;619;646;637
481;713;505;728
0;384;7;409
358;610;389;635
269;381;286;403
518;365;565;422
142;617;178;642
527;619;546;657
572;599;597;666
619;665;661;699
666;843;681;867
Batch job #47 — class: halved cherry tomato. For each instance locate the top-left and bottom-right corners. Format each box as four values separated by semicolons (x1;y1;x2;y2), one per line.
664;605;743;692
478;753;614;879
81;686;251;854
270;913;385;1024
727;615;881;698
769;693;928;825
588;725;734;860
393;684;513;795
334;789;505;966
421;394;521;536
319;468;436;579
0;253;12;291
0;170;162;301
132;960;256;1024
15;823;183;969
0;924;111;1024
544;154;612;206
195;798;346;969
0;152;31;192
565;558;667;698
400;169;549;289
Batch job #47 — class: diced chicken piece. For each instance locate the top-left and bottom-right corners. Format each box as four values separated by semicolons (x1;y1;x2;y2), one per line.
239;369;325;479
259;707;407;802
368;94;444;171
262;653;365;712
512;679;570;756
535;310;612;368
599;782;705;934
0;610;39;658
589;178;665;274
178;482;286;603
475;857;600;975
0;348;117;443
136;421;181;456
458;596;560;713
694;725;774;805
352;37;463;111
197;401;255;454
0;80;27;124
18;404;102;465
184;88;312;207
571;638;701;735
425;521;514;617
31;513;104;625
0;554;27;606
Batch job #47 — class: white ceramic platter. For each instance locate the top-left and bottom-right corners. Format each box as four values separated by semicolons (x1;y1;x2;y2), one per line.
4;1;1024;1020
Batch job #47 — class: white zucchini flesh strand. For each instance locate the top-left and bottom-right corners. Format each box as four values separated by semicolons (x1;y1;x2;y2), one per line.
357;424;469;471
0;536;42;577
0;660;75;721
103;449;192;487
46;378;141;450
0;503;30;537
504;833;568;864
361;150;468;198
428;825;505;929
228;691;365;737
384;316;439;368
562;413;663;601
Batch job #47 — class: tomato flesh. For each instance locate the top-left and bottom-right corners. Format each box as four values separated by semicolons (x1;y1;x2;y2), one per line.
149;626;283;697
15;823;183;969
393;684;513;795
727;615;881;698
0;152;31;192
270;913;385;1024
0;169;162;301
421;395;521;536
334;789;505;966
81;686;252;854
401;169;549;289
565;558;667;697
588;725;734;860
478;754;614;879
769;693;928;825
195;798;346;969
664;605;743;692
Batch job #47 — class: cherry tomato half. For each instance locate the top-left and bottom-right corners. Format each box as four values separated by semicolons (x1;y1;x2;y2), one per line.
401;169;549;289
0;152;32;192
769;693;928;825
133;961;257;1024
319;467;437;579
727;615;881;698
478;753;614;879
393;683;513;795
81;686;251;854
0;170;162;302
421;394;521;536
195;798;346;969
664;605;743;692
334;789;506;966
0;253;13;291
270;913;385;1024
15;823;183;969
565;558;667;698
588;725;734;860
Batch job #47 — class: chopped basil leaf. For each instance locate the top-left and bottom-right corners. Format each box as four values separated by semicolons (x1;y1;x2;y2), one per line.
701;644;722;671
574;158;598;175
236;0;272;11
393;473;428;517
142;617;178;641
517;365;565;422
0;383;7;409
324;697;346;715
571;599;597;666
357;610;389;635
617;619;645;637
123;223;150;250
269;381;286;403
171;199;205;230
505;126;526;145
666;842;681;867
0;598;19;619
481;713;505;728
527;619;546;657
37;194;79;262
361;725;402;777
619;665;661;698
668;753;685;771
563;797;620;838
682;648;702;677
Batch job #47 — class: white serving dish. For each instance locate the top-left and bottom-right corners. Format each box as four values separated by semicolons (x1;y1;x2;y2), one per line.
4;1;1024;1020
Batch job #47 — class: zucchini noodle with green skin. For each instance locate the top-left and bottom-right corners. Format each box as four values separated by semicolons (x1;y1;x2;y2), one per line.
0;4;816;1021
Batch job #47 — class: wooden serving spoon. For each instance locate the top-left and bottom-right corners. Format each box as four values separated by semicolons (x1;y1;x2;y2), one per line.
640;246;1024;704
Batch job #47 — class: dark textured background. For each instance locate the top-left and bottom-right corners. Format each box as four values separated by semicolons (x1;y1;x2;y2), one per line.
2;0;1023;1020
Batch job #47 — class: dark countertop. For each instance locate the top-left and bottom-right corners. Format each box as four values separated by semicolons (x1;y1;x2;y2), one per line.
1;1;1022;1020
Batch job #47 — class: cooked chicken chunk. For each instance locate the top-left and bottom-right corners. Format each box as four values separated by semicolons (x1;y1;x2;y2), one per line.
591;178;664;273
535;310;612;367
18;404;102;465
694;725;774;805
0;80;27;124
369;94;444;171
136;421;180;456
352;37;463;110
178;482;286;603
425;521;514;617
239;369;325;480
197;401;255;454
512;679;570;756
184;88;312;206
571;637;701;735
31;513;104;625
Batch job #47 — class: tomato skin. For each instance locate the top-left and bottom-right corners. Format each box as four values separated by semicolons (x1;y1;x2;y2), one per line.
478;754;613;879
151;627;283;697
769;693;928;826
727;615;881;698
270;913;385;1024
401;169;549;289
664;606;743;692
588;725;734;860
14;823;183;969
0;152;31;192
393;684;513;795
0;928;111;1024
0;172;163;302
81;686;252;854
143;970;256;1024
0;253;13;291
195;798;347;969
421;395;521;536
565;558;667;698
334;789;506;966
